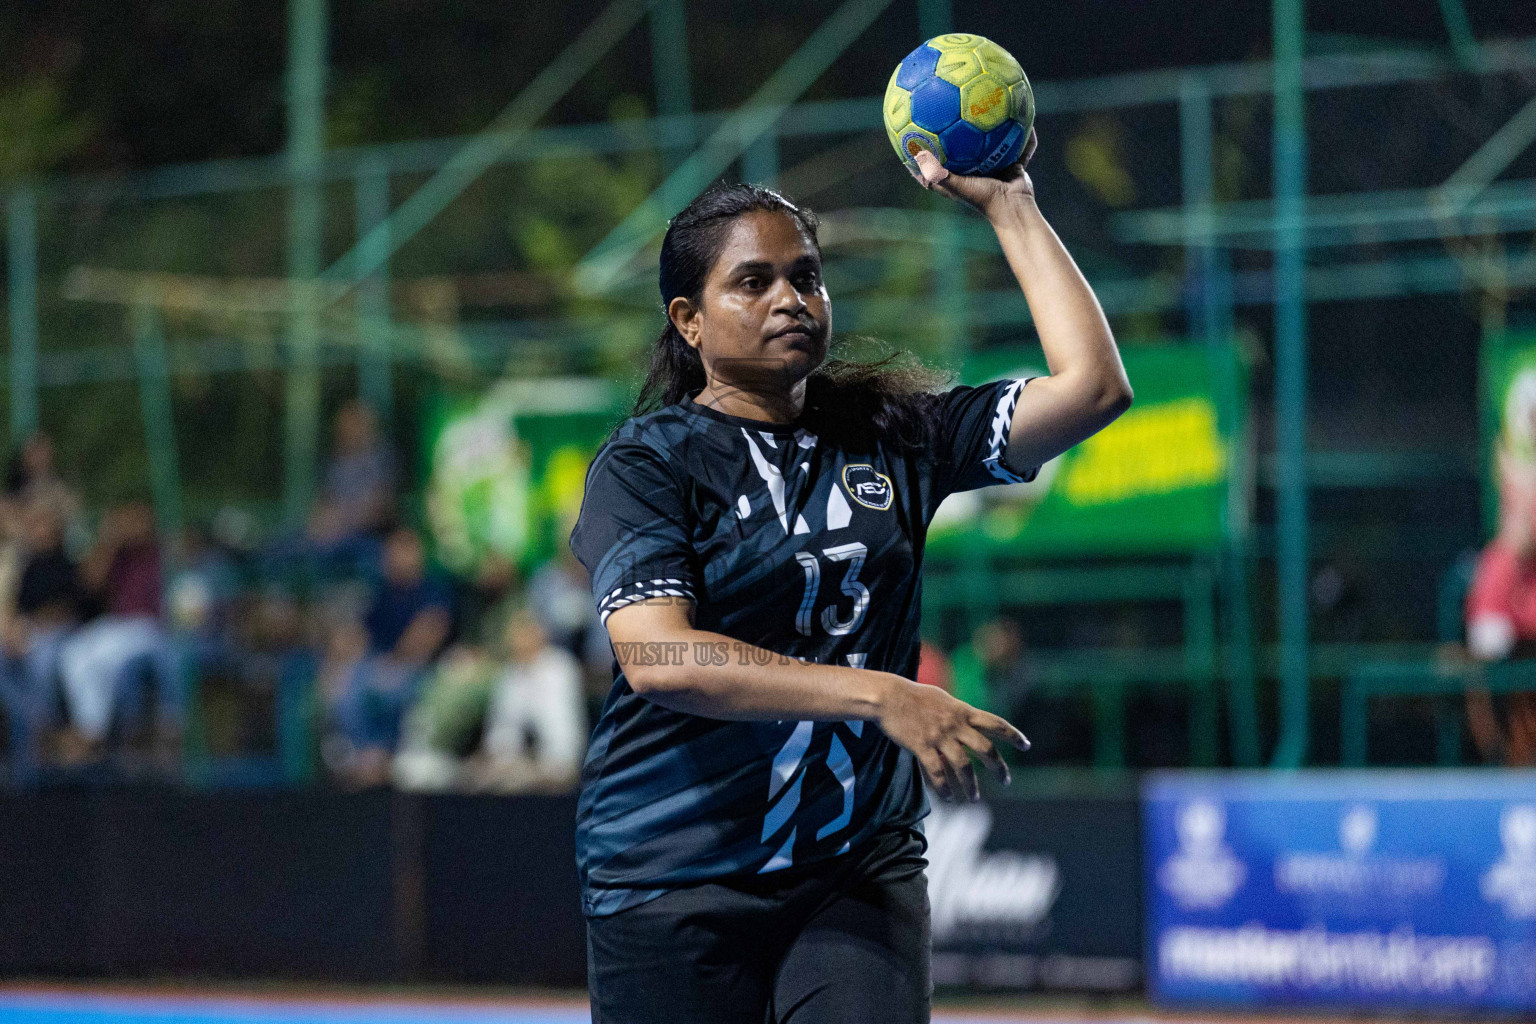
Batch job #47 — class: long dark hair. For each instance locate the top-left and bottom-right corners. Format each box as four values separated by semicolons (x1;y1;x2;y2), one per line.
634;182;947;452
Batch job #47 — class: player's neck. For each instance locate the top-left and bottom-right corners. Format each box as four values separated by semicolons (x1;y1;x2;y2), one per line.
694;381;806;426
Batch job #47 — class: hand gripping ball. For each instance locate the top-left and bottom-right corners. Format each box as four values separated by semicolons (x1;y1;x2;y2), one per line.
883;33;1034;177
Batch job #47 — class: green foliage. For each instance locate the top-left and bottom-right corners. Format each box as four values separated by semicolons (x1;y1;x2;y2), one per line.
0;78;93;178
507;102;663;275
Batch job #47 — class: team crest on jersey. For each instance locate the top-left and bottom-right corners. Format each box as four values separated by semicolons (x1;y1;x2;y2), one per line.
842;464;893;510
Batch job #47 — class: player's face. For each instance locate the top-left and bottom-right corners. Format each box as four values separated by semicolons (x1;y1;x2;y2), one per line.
679;209;832;395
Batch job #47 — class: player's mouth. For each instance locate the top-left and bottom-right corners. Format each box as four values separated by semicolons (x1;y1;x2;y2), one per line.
766;321;822;348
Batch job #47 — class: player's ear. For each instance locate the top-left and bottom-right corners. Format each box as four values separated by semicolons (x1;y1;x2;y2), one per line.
669;295;702;351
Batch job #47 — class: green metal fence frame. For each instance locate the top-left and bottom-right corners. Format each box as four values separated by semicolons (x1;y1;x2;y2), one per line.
923;560;1221;769
3;1;1535;769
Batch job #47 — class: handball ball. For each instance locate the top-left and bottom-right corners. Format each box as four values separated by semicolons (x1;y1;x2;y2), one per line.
883;33;1034;177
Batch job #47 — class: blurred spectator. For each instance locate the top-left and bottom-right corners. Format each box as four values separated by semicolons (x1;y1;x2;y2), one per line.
324;526;452;788
0;497;22;771
955;617;1082;762
4;433;84;550
164;524;247;754
308;401;397;548
1464;446;1536;765
260;401;396;591
391;644;497;792
1467;531;1536;663
527;543;610;672
58;502;178;765
915;639;953;691
454;550;520;649
951;617;1028;715
1;503;85;780
364;528;453;659
471;606;585;793
167;523;242;654
0;495;22;641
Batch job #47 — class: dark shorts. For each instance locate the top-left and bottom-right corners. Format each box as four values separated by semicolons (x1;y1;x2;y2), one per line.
586;827;932;1024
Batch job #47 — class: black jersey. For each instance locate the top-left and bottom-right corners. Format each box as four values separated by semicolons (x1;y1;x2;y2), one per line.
569;379;1034;916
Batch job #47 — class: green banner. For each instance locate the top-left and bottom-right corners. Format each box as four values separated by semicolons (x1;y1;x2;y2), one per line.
425;345;1241;570
927;345;1241;556
1482;333;1536;537
423;378;622;574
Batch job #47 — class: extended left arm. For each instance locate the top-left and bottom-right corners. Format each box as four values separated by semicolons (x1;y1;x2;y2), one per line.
912;140;1132;474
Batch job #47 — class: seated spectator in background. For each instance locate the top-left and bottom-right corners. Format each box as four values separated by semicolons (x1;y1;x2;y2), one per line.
0;495;21;773
526;532;616;727
527;543;609;671
0;493;22;648
167;523;241;658
1468;444;1536;661
1464;441;1536;764
308;401;396;551
470;606;585;793
391;644;497;792
1465;538;1536;661
454;550;519;651
1;503;85;780
58;502;177;764
4;433;83;551
325;526;451;788
951;617;1030;716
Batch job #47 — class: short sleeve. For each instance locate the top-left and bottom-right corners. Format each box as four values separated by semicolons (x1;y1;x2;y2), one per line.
569;441;698;625
929;378;1038;500
1467;542;1517;625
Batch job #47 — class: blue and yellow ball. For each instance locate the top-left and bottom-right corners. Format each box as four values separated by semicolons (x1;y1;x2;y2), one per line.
883;33;1034;177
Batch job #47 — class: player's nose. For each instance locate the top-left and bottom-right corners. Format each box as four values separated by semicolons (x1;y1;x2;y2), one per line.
768;275;808;314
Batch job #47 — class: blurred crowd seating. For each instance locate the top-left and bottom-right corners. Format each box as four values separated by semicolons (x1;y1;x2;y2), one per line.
0;403;598;793
7;398;1534;788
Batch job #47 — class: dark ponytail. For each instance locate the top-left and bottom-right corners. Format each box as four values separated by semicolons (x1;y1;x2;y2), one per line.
634;182;947;452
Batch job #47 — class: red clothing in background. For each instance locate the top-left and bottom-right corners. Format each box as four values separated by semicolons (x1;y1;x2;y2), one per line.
107;544;162;617
1467;540;1536;642
916;641;953;691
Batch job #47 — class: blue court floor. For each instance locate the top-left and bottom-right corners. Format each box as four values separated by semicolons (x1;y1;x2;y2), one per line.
0;990;1152;1024
0;988;1453;1024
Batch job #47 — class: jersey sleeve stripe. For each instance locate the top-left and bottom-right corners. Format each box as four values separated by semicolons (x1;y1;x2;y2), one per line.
598;577;697;621
981;377;1038;484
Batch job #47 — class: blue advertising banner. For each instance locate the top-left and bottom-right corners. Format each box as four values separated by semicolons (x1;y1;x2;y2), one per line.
1145;771;1536;1013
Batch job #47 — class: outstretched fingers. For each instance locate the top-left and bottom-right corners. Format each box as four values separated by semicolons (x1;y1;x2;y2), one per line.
973;711;1031;753
938;743;979;802
917;751;953;801
958;727;1012;785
